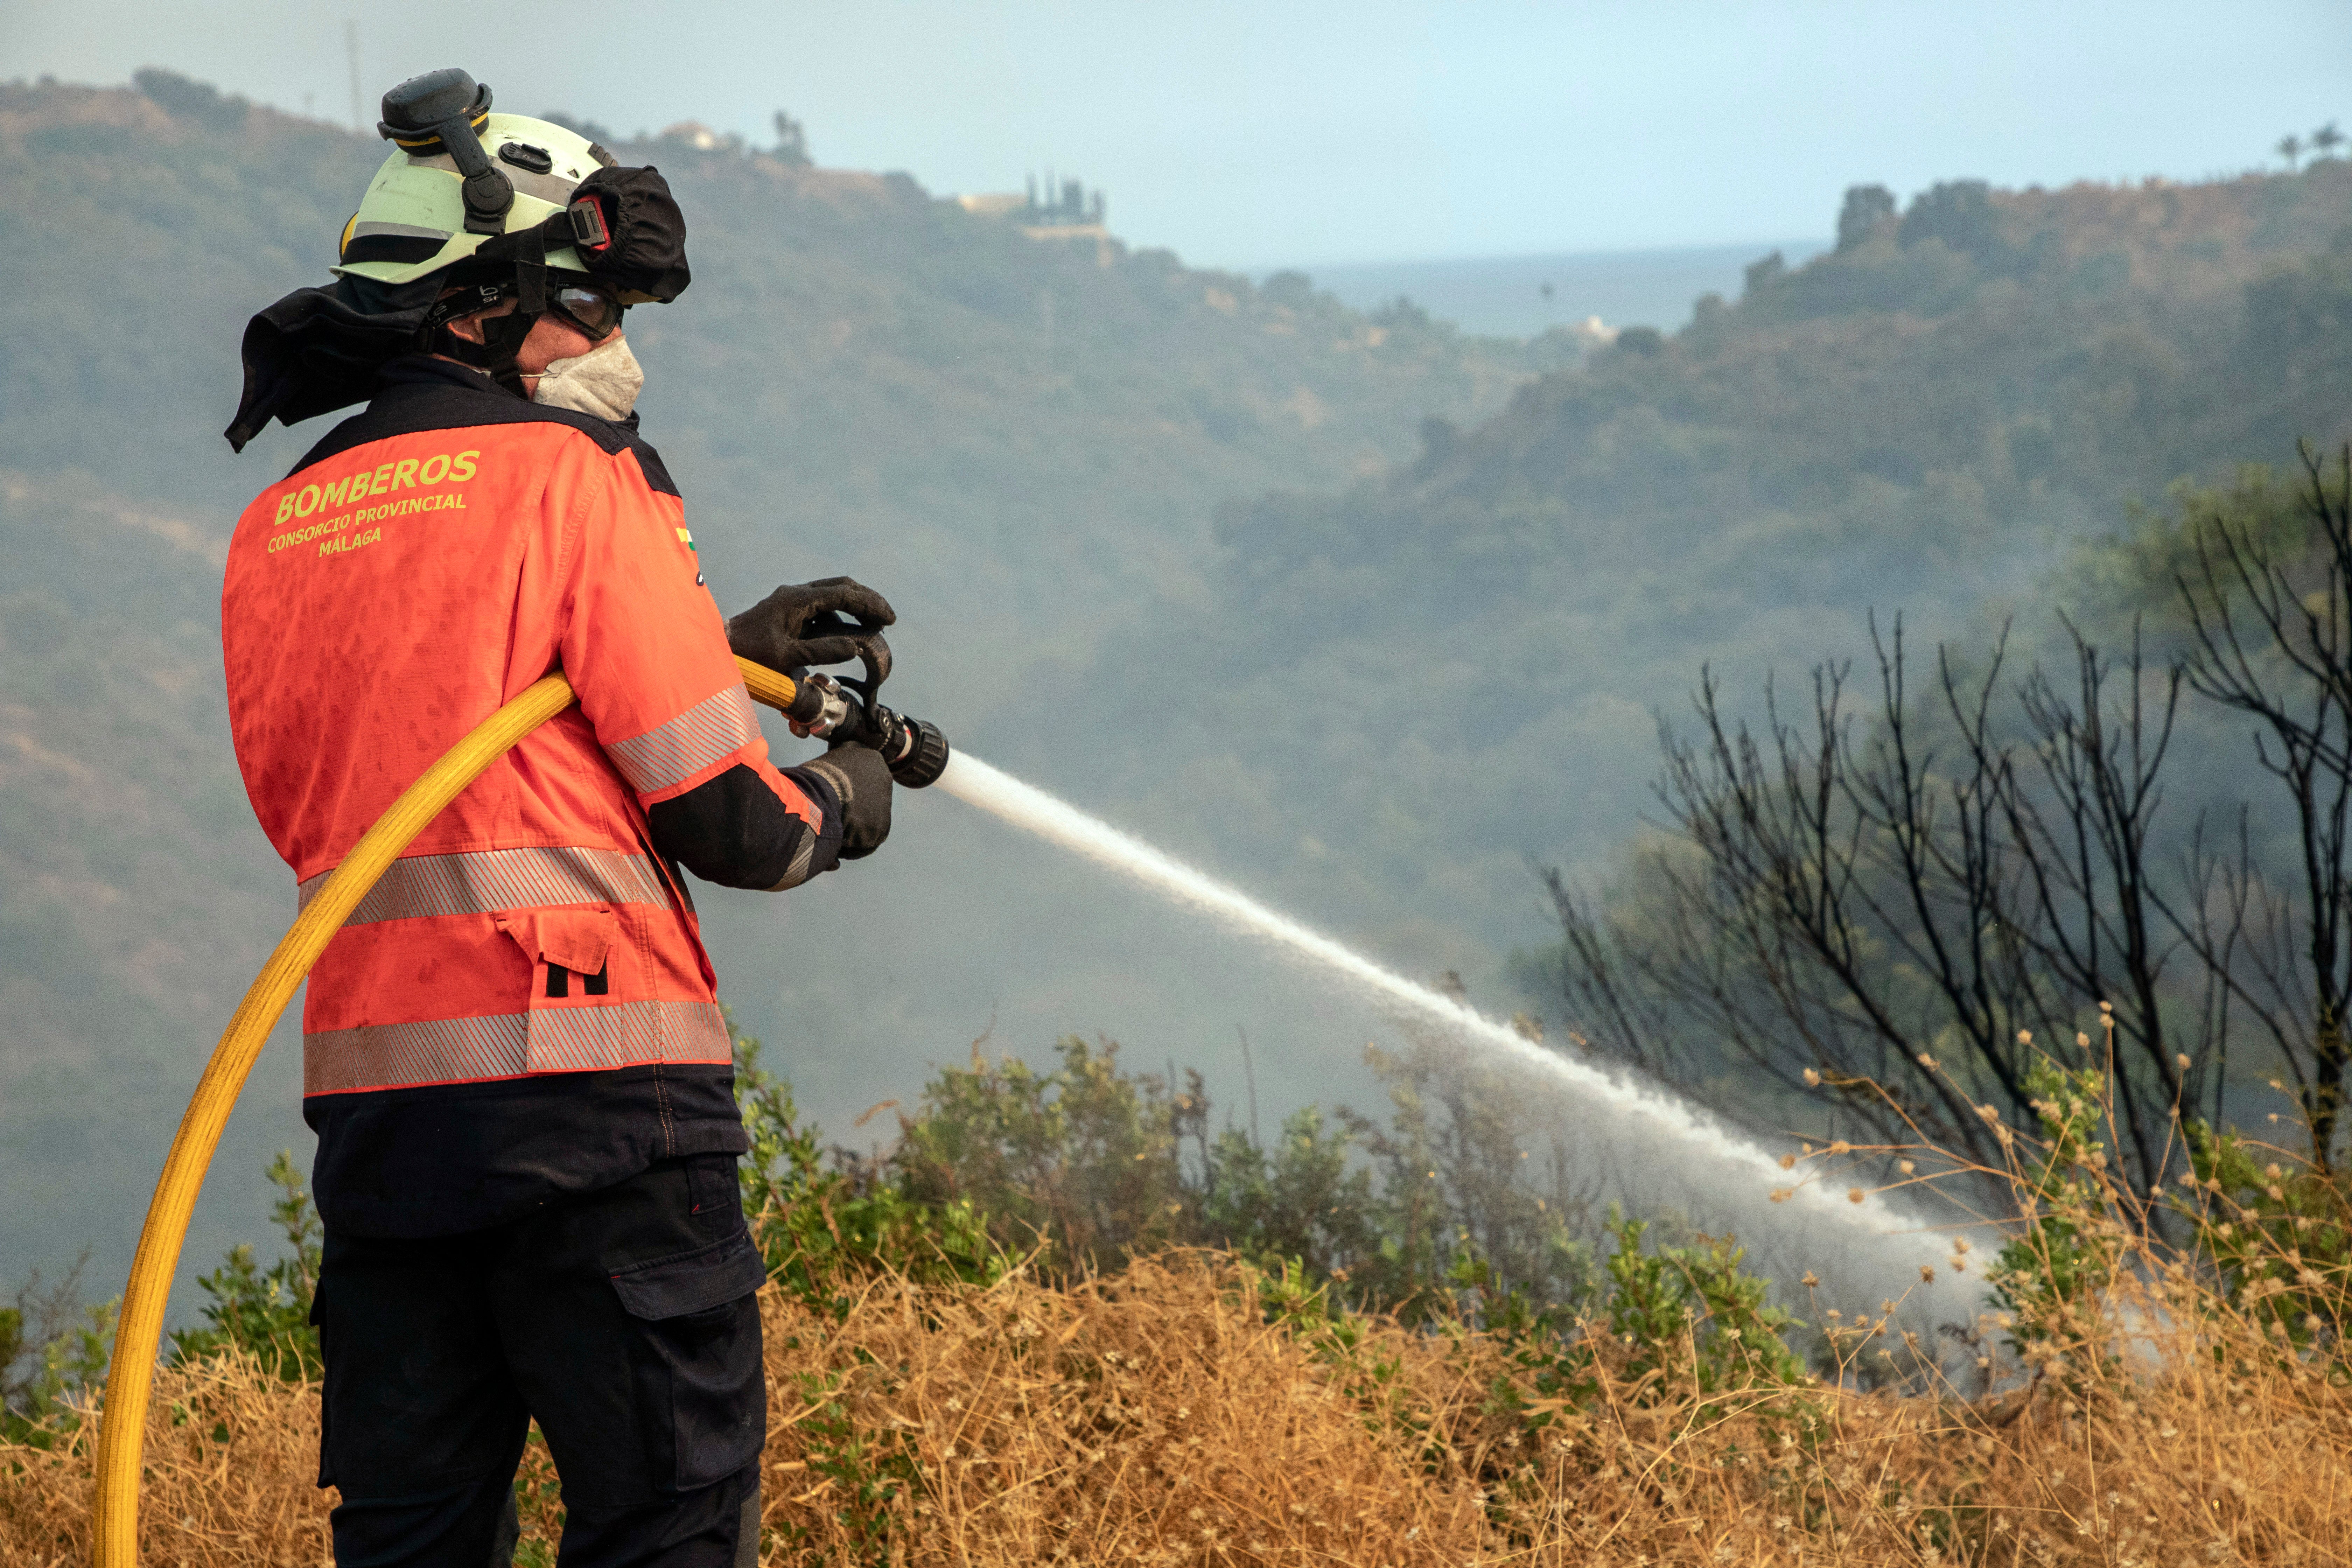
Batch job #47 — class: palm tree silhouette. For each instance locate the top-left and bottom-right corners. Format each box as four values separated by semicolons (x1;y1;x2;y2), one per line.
2278;132;2305;171
2314;121;2346;161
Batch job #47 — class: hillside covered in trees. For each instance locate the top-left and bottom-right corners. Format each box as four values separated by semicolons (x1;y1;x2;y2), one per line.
3;66;2350;1307
0;72;1544;712
1033;165;2352;964
0;71;1539;1292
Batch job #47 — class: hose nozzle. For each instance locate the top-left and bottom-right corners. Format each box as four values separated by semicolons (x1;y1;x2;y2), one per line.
779;672;951;788
870;705;952;788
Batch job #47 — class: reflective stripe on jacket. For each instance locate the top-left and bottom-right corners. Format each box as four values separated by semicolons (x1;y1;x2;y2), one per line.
223;367;823;1099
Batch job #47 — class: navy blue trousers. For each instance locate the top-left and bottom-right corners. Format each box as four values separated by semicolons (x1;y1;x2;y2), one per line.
312;1153;766;1567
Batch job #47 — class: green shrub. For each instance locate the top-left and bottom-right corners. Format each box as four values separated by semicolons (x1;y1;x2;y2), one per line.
2186;1118;2351;1363
168;1149;321;1380
1;1254;116;1445
1201;1105;1381;1282
734;1018;1009;1320
1985;1054;2130;1360
891;1036;1196;1273
1334;1039;1604;1322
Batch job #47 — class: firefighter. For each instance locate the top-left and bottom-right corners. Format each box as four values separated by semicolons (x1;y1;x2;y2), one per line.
221;69;880;1566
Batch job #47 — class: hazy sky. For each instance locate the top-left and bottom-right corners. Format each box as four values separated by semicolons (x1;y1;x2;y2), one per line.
9;1;2348;267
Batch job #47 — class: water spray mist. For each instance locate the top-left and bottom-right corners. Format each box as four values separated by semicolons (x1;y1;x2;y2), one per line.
934;750;1969;1307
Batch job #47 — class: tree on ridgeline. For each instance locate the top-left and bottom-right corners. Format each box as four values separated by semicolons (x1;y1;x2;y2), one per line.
1835;183;1896;252
1898;179;2001;261
770;110;810;167
2278;132;2306;171
2313;121;2345;162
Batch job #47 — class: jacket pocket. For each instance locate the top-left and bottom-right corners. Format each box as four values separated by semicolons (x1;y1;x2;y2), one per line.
496;906;626;1073
611;1230;768;1492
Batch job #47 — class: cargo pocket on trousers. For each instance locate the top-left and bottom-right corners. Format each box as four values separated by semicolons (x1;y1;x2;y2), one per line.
609;1229;769;1492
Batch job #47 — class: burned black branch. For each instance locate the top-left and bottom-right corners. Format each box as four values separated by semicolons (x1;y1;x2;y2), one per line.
1543;612;2232;1208
2170;442;2352;1170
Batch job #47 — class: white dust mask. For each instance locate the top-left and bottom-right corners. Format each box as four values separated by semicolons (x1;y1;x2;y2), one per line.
532;332;644;422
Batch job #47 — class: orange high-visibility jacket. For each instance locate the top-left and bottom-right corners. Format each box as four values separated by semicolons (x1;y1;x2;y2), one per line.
223;364;827;1108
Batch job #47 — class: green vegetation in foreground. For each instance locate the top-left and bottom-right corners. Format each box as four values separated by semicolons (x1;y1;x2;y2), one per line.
11;1010;2346;1482
0;1017;1820;1443
7;1032;2350;1568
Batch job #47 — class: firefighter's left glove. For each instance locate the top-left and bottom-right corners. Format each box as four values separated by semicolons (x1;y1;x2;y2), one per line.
800;741;894;861
728;578;895;682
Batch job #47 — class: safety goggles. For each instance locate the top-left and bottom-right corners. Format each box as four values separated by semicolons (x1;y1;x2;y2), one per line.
547;280;626;342
421;275;627;342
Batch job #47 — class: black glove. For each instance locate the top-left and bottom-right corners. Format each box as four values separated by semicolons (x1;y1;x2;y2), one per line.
799;742;894;860
727;578;895;684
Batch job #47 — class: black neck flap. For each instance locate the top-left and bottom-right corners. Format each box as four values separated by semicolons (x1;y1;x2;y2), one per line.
225;275;439;452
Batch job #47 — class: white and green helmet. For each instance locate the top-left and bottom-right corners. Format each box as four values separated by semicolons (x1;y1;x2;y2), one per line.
331;68;689;308
334;109;610;285
226;69;688;451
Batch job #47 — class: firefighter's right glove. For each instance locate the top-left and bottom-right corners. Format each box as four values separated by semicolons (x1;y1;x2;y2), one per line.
800;742;893;860
727;577;895;680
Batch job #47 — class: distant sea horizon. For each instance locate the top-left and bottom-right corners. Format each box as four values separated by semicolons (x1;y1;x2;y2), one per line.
1264;239;1831;339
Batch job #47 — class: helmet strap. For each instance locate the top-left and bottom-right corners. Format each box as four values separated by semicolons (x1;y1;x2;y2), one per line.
426;222;552;394
432;303;539;394
421;217;553;392
512;221;550;318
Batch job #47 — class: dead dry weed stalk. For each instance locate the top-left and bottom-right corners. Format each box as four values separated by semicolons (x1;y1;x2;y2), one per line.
5;1242;2348;1566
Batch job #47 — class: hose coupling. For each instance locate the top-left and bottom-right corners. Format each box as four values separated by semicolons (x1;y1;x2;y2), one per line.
784;671;854;738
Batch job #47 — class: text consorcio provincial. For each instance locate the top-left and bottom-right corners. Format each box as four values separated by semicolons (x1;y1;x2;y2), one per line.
267;493;469;554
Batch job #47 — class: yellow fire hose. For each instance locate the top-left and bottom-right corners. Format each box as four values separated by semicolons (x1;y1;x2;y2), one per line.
90;656;800;1566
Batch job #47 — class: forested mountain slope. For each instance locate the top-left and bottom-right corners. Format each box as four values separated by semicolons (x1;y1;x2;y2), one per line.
0;75;1537;717
0;472;293;1282
1028;171;2352;961
0;73;1535;1292
6;69;2351;1303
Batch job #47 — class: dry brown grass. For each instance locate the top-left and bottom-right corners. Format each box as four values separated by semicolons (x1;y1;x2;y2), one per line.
0;1348;327;1566
5;1252;2346;1566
